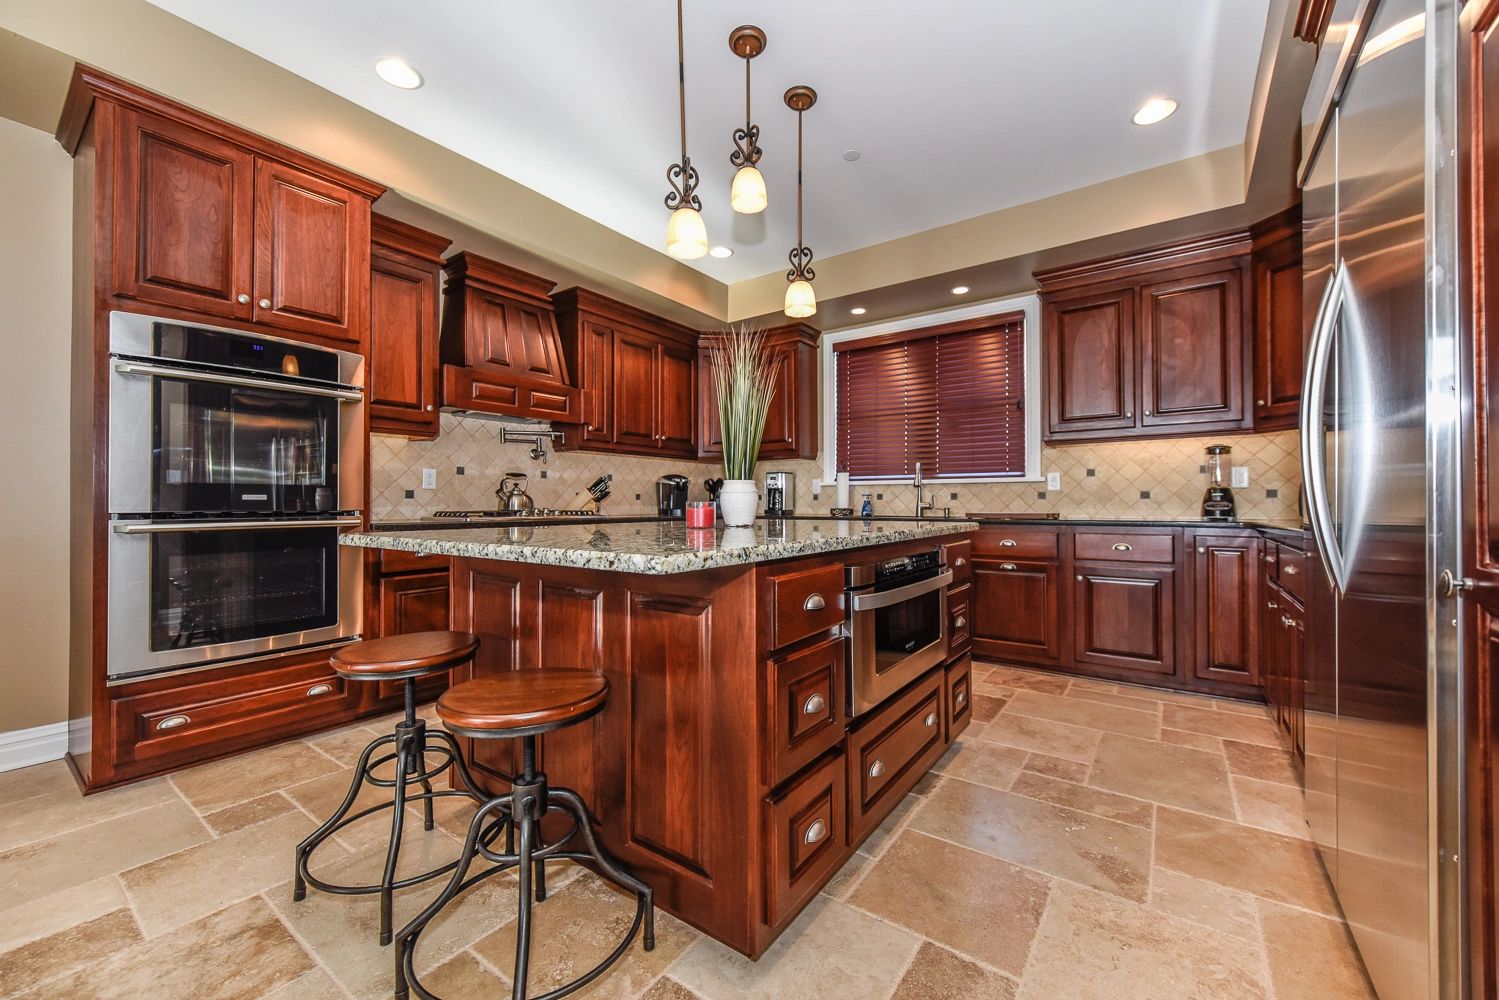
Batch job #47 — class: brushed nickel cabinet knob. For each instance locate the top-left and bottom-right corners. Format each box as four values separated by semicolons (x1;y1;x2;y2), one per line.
258;298;271;309
237;293;250;304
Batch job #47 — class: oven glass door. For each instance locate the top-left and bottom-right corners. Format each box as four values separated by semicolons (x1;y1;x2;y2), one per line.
872;586;945;672
153;373;340;514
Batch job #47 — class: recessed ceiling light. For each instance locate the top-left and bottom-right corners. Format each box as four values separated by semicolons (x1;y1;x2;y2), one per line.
1132;98;1178;126
850;307;867;315
842;149;862;162
375;57;423;90
708;245;734;258
951;286;970;295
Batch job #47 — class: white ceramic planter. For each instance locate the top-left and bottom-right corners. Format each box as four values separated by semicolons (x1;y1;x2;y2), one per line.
717;479;759;527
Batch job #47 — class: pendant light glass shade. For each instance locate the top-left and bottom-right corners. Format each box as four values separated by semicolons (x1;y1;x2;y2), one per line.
666;207;708;260
784;278;817;318
730;165;768;214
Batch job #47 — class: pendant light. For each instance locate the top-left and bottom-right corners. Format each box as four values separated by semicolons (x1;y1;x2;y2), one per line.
664;0;707;260
783;85;818;318
727;26;768;214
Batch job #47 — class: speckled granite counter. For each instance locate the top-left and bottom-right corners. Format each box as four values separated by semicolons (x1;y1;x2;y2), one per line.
341;517;977;574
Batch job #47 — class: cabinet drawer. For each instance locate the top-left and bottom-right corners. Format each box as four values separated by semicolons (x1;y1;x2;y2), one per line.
766;635;847;787
767;563;845;650
974;527;1058;559
948;583;972;658
1277;545;1308;603
943;540;973;586
111;655;360;767
764;750;847;928
847;668;946;843
1074;530;1176;563
380;549;451;575
945;654;973;742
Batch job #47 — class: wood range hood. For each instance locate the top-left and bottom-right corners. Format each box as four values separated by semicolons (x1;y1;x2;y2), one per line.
439;251;583;423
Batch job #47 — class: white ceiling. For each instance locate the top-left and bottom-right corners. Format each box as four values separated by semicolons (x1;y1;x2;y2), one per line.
146;1;1273;284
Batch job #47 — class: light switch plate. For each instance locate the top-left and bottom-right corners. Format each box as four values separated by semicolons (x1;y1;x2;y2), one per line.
1046;472;1061;491
811;477;822;498
421;468;437;490
1231;466;1249;488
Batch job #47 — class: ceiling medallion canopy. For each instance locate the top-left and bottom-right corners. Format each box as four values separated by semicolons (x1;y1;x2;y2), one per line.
784;85;818;319
664;0;706;260
727;25;768;215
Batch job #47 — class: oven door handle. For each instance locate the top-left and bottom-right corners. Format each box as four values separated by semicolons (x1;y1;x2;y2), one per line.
112;517;362;534
848;568;953;611
112;360;365;402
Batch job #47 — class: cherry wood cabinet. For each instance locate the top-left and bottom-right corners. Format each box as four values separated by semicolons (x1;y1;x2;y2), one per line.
1072;564;1178;679
368;215;451;438
699;324;820;461
368;550;454;708
439;253;581;422
1260;535;1308;763
972;558;1065;663
554;288;699;458
1251;208;1305;430
71;73;383;346
1037;231;1256;443
1188;530;1262;689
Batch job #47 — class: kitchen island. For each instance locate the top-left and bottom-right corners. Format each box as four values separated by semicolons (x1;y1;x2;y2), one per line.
341;518;977;958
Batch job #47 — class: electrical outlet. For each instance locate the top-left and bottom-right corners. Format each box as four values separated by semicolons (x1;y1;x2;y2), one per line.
1046;472;1061;491
1231;465;1250;489
420;468;437;490
811;477;822;498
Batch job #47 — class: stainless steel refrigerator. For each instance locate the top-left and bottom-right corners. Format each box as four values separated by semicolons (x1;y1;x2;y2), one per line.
1298;1;1445;998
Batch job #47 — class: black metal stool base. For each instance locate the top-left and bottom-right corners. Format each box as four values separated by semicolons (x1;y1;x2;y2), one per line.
293;680;491;947
395;736;655;1000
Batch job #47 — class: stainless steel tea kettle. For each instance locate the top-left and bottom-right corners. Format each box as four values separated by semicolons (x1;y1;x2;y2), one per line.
496;472;534;513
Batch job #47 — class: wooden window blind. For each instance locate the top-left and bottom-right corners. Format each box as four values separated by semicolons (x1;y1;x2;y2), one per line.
835;315;1026;479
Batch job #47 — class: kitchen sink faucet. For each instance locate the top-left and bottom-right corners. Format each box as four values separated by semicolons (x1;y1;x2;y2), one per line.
914;462;934;518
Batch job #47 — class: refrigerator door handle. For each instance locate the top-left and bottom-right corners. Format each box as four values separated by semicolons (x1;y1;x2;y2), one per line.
1300;261;1351;595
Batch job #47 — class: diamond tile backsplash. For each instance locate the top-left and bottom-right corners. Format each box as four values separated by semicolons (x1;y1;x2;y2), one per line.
371;412;1302;524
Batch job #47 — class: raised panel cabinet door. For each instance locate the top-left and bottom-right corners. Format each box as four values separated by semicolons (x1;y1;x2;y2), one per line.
504;300;569;381
657;340;698;455
374;569;453;703
112;106;255;319
369;249;439;436
971;558;1063;663
533;581;608;818
1044;287;1137;436
1190;534;1261;687
1253;234;1304;429
613;330;660;450
448;561;524;786
1072;565;1177;677
252;159;367;342
1138;268;1248;430
701;340;813;460
577;320;615;444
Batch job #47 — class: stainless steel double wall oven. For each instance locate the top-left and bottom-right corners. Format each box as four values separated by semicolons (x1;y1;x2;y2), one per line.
106;312;365;680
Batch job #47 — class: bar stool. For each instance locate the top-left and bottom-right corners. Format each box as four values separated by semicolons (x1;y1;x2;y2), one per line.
293;631;489;946
395;669;654;1000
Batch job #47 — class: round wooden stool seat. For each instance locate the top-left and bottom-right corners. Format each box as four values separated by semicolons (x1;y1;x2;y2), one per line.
330;631;480;681
437;670;608;738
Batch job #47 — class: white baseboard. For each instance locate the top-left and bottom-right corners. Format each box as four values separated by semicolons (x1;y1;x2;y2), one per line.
0;721;69;773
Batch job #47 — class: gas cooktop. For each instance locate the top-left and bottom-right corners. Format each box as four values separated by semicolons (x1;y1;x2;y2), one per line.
432;509;598;521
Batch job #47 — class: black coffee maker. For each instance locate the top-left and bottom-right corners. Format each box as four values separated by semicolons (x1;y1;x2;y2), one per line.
657;475;689;517
1201;444;1237;521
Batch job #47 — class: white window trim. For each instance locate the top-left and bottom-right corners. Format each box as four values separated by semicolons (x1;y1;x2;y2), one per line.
820;293;1043;485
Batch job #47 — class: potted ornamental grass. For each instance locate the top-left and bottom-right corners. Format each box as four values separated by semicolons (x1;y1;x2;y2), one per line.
708;325;785;527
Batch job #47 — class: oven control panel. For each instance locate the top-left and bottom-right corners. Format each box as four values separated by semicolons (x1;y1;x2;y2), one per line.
874;549;942;584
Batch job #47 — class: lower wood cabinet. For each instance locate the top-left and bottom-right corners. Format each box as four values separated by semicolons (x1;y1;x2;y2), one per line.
972;557;1064;663
370;552;454;707
945;654;973;742
764;749;846;928
845;668;946;843
1189;531;1262;689
765;636;846;787
1071;564;1178;679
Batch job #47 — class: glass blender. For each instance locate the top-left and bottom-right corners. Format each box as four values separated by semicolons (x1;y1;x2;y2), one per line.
1201;444;1236;521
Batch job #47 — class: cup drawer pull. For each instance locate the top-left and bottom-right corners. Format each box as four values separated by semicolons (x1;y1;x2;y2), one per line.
1000;562;1017;571
953;615;967;629
924;712;938;728
156;714;190;731
869;759;886;779
999;538;1018;547
306;683;334;697
803;819;827;845
803;593;826;612
1283;564;1299;575
802;693;827;716
1112;542;1133;552
954;557;967;568
955;691;968;706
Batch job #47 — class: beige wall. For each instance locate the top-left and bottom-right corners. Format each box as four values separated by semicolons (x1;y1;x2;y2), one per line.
0;116;73;732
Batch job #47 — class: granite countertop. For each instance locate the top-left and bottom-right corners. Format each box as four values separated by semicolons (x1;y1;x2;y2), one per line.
370;514;676;531
960;514;1309;532
342;517;977;575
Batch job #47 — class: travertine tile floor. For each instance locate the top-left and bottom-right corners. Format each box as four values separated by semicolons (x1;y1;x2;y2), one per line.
0;662;1379;1000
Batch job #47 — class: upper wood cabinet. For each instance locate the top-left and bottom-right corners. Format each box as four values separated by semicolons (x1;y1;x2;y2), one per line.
61;68;383;345
699;324;819;461
368;215;451;438
1251;209;1305;431
554;288;699;458
439;253;581;422
1037;231;1256;443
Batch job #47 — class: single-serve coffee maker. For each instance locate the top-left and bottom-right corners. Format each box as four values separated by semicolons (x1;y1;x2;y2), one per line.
764;471;796;515
657;475;690;517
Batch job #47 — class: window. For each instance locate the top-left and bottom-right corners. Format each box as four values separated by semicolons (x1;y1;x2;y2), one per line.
833;312;1031;481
